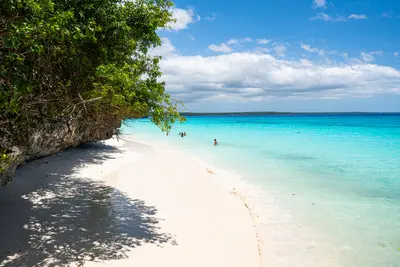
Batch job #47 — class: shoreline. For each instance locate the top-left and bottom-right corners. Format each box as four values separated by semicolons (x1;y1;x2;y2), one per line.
119;135;264;264
106;136;262;267
123;133;344;267
0;136;261;267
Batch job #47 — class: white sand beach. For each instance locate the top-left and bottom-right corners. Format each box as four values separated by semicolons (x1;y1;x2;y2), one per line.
0;137;260;267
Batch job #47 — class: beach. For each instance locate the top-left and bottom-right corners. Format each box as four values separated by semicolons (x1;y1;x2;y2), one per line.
0;137;260;267
1;114;400;267
123;115;400;267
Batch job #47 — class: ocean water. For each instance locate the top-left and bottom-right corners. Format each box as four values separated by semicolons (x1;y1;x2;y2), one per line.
122;114;400;267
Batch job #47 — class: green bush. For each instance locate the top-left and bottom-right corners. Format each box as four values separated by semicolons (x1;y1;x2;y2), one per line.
0;0;184;135
0;0;185;180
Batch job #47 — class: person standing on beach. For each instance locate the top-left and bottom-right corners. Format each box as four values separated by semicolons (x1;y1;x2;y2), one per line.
214;139;219;146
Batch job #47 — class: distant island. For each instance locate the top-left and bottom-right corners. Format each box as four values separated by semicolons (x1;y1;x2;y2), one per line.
180;112;399;116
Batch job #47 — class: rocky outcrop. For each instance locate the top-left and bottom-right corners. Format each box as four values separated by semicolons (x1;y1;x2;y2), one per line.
0;150;23;187
0;117;121;187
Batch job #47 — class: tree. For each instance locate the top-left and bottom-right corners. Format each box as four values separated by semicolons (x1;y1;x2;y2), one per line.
0;0;184;184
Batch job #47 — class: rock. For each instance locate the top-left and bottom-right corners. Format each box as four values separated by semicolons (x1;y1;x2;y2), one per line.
0;148;24;187
0;117;121;187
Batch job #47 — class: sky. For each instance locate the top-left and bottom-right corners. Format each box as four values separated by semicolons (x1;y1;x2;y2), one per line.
152;0;400;112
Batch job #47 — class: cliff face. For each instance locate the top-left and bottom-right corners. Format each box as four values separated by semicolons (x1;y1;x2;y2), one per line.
0;117;121;187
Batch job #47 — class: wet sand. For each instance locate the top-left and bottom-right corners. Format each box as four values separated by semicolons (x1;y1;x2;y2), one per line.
0;137;260;267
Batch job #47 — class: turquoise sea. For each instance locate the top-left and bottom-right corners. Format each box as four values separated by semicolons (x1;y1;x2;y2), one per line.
122;114;400;267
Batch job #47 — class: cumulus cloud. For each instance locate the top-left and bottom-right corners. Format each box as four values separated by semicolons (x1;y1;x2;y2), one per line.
348;14;368;20
301;44;325;55
208;43;233;53
150;37;176;58
167;8;199;31
257;39;270;45
208;38;253;53
154;38;400;103
394;52;399;57
312;0;327;9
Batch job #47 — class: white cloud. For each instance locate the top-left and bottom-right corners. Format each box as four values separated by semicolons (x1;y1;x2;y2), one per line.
341;53;349;60
301;44;325;55
209;38;253;53
312;0;327;9
227;39;238;45
188;34;196;41
359;51;384;62
255;47;271;54
311;13;368;21
167;8;198;31
208;43;233;53
394;52;399;57
150;37;176;58
361;52;374;62
348;14;368;20
273;45;287;57
257;39;270;45
155;39;400;104
310;12;346;22
205;13;217;21
311;12;330;21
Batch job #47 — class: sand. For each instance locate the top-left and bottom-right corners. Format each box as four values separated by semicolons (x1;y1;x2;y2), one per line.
0;137;260;267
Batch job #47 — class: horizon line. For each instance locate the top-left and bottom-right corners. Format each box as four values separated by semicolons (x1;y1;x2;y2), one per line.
181;111;400;115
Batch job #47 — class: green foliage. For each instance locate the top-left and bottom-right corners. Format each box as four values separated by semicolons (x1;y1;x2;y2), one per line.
0;149;10;174
0;0;185;137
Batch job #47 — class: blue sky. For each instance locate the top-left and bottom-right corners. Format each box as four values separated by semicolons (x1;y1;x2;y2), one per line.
153;0;400;112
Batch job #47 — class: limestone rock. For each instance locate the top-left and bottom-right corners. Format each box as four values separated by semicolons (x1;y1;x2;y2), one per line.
0;117;120;187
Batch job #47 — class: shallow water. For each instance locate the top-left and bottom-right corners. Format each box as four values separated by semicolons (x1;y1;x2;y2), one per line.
122;114;400;267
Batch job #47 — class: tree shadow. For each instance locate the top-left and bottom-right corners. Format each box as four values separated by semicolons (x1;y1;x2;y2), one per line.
0;142;175;266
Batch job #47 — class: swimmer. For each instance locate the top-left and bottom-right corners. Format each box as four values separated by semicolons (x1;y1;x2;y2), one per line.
213;139;219;146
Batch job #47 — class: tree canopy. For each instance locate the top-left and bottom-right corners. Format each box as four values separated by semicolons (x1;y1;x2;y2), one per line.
0;0;185;179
